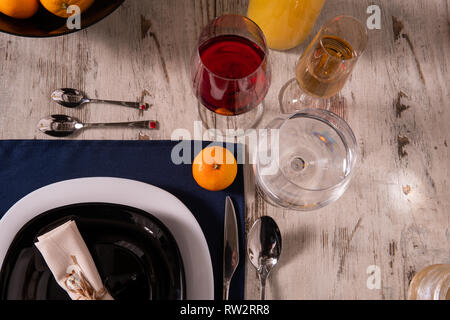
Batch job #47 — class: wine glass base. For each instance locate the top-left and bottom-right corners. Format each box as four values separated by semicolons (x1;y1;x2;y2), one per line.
197;103;264;139
278;78;331;114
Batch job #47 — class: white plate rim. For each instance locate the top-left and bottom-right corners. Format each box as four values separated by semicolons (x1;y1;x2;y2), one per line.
0;177;214;300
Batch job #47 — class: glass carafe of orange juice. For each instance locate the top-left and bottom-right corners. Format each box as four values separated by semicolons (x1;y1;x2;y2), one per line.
247;0;326;51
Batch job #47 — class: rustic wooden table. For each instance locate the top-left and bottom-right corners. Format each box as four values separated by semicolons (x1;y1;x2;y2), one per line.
0;0;449;300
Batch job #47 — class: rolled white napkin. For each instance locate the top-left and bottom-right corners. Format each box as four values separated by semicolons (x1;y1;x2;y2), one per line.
35;220;114;300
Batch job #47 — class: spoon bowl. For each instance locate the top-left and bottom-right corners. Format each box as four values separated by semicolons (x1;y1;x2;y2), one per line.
247;216;282;300
51;89;88;108
38;115;82;137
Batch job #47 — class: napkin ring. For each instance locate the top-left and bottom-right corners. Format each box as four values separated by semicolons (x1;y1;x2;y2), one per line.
64;256;108;300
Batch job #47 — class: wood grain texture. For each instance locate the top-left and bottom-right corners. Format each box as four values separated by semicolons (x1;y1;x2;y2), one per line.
0;0;449;299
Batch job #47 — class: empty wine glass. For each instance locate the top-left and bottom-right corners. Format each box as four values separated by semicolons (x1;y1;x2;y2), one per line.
253;108;358;210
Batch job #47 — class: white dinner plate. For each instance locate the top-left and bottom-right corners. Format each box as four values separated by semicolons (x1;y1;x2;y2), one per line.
0;177;214;300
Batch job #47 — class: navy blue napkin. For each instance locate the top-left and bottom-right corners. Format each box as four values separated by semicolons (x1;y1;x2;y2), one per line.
0;140;245;300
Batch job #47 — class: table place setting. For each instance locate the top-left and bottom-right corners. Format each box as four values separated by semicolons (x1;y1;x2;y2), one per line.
0;140;246;300
0;0;449;304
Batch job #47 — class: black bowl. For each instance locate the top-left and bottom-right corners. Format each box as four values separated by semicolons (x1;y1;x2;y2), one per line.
0;0;124;37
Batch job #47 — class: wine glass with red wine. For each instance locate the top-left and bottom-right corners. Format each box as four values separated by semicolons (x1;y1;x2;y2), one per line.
191;14;271;135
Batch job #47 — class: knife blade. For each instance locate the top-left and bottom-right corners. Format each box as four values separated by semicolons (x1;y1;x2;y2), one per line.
223;196;239;300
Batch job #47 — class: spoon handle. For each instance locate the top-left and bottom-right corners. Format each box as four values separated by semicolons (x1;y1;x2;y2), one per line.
223;280;230;300
86;120;158;130
88;99;149;111
259;274;267;300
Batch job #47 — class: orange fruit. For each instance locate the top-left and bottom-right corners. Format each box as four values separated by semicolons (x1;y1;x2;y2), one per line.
39;0;95;18
192;146;238;191
215;108;235;116
0;0;39;19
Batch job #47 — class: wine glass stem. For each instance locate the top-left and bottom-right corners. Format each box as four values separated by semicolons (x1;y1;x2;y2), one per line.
298;92;314;106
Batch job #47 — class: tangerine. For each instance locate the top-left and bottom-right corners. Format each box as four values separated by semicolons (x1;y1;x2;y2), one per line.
192;146;238;191
0;0;39;19
214;108;235;116
40;0;94;18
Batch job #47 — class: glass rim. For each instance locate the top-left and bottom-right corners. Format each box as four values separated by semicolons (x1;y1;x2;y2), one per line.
318;15;368;63
195;14;269;81
276;108;358;192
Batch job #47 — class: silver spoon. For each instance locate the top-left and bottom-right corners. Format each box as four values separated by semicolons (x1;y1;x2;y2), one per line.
38;115;158;137
51;88;149;111
247;216;282;300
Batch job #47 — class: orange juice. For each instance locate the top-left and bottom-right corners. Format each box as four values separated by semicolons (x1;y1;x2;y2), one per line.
247;0;326;51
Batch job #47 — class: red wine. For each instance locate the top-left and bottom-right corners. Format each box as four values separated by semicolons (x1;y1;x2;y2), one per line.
194;34;269;115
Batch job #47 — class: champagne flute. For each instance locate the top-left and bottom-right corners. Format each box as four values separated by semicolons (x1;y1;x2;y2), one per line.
280;16;368;113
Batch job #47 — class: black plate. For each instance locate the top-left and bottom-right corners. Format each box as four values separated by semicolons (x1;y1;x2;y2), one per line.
0;0;124;38
0;203;185;300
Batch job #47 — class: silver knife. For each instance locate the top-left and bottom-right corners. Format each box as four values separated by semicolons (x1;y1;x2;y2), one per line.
223;196;239;300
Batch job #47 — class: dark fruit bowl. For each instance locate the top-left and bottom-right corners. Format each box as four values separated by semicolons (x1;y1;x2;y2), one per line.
0;0;124;38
